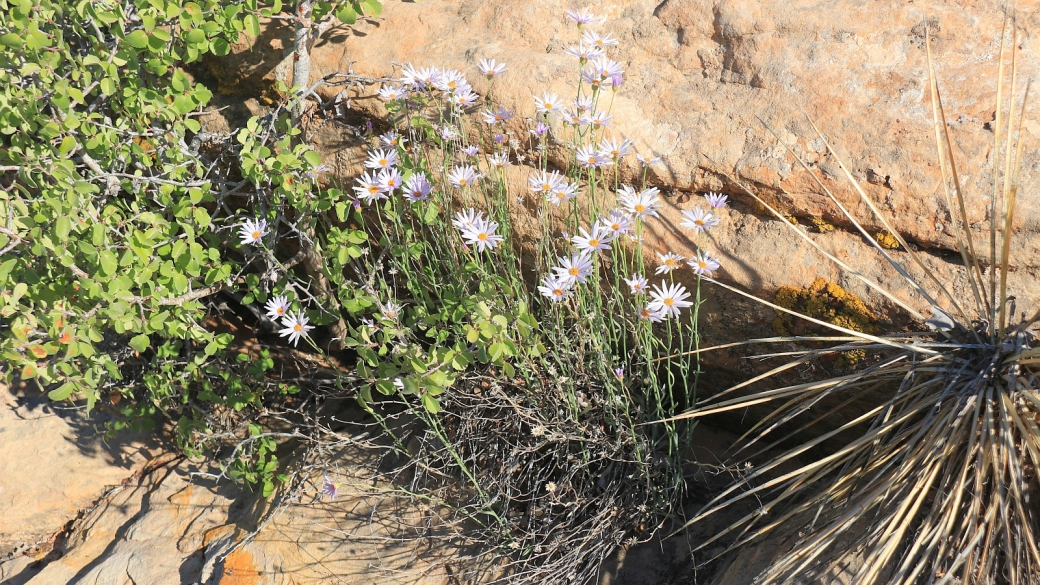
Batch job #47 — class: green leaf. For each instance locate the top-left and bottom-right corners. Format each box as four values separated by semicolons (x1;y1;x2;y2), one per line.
48;382;77;401
185;28;206;44
54;216;71;241
335;6;357;25
0;33;23;48
173;94;196;114
211;37;230;56
244;14;260;37
99;77;116;96
421;393;441;414
125;30;149;49
59;135;77;155
362;0;382;16
99;250;118;275
129;334;150;352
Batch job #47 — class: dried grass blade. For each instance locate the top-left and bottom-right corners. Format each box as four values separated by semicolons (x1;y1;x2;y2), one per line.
799;115;979;336
702;277;936;354
927;30;989;318
701;153;927;321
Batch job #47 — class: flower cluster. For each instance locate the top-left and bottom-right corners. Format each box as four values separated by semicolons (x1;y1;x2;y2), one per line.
453;208;504;253
263;295;314;347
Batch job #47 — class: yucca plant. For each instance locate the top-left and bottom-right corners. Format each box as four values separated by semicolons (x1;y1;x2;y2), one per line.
671;20;1040;585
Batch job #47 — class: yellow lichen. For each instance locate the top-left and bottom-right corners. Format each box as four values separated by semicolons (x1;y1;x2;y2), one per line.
783;215;799;226
810;217;835;233
875;231;900;250
772;278;879;365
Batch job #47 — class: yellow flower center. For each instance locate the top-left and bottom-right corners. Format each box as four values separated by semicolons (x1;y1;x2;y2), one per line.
699;261;708;268
569;267;580;276
379;159;387;166
294;323;303;332
251;231;261;239
554;288;563;296
459;179;467;185
276;308;285;315
634;204;645;213
588;239;599;247
666;259;676;267
664;298;674;306
368;186;380;194
478;233;488;241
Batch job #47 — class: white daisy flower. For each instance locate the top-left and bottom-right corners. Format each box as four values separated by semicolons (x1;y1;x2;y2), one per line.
582;30;619;49
439;125;460;141
574;95;594;112
637;153;663;167
402;64;440;89
602;209;633;236
481;105;514;125
478;58;507;77
447;165;481;189
452;208;485;231
680;206;720;234
377;167;403;193
704;192;728;208
648;282;693;318
381;301;403;320
655;252;685;275
238;218;268;246
688;250;721;277
450;88;479;108
588;56;624;83
460;217;504;253
571;223;614;253
488;152;511;170
278;310;314;346
403;172;433;202
549;180;579;205
434;69;469;93
564;43;605;62
378;84;408;101
354;170;386;203
587;111;612;129
599;136;635;160
558;109;586;126
364;148;399;170
264;295;290;320
619;186;661;219
537;274;573;303
624;274;648;295
533;91;565;114
553;253;594;285
462;145;480;157
638;305;666;323
528;169;564;196
566;7;602;26
576;145;608;168
379;130;405;149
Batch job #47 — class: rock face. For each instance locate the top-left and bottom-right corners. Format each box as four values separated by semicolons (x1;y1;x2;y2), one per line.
286;0;1040;324
0;384;161;571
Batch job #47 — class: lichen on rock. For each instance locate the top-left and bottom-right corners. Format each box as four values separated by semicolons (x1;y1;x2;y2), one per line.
772;277;879;337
